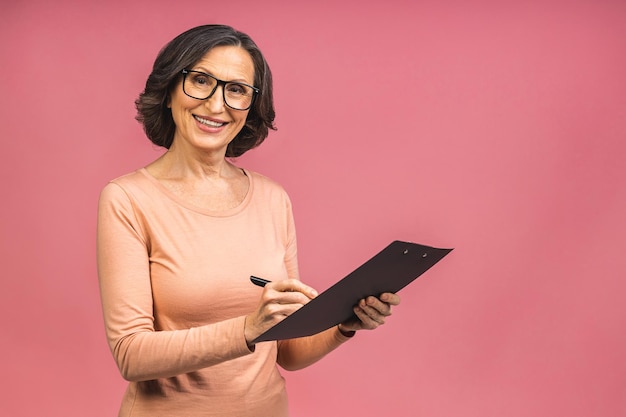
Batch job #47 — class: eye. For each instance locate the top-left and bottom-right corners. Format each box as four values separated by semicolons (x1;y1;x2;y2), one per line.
226;83;248;96
191;74;209;86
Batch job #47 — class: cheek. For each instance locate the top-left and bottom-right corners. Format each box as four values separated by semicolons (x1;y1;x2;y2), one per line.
170;95;197;125
236;111;251;127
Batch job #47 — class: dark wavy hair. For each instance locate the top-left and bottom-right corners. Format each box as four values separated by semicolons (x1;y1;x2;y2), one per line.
135;25;276;157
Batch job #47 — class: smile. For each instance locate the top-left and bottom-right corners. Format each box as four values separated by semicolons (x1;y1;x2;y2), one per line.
194;115;226;127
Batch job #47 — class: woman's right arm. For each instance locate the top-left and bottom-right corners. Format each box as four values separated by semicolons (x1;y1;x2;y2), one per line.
97;183;254;381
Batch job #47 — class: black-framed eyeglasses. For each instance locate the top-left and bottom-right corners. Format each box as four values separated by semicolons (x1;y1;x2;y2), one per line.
181;69;259;111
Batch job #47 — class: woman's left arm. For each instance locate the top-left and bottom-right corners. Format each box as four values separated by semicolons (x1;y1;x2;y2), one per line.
276;189;401;370
276;292;400;371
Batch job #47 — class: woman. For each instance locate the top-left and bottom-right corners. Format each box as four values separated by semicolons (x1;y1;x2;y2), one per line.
97;24;400;417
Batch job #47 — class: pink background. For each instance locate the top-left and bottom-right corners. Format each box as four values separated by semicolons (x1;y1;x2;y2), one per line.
1;1;625;416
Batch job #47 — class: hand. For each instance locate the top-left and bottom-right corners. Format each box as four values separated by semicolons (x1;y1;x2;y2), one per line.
339;292;400;333
245;279;318;345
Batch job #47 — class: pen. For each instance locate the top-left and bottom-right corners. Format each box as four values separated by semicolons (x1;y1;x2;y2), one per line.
250;275;271;287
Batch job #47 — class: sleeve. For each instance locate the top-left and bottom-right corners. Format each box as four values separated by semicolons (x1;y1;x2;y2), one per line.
96;182;253;382
275;188;352;370
276;326;353;371
283;192;300;280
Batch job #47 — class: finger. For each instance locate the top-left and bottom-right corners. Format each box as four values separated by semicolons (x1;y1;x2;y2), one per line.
271;290;314;306
262;287;313;307
271;279;318;299
364;296;393;316
264;301;307;318
358;299;387;325
354;304;383;329
380;292;401;306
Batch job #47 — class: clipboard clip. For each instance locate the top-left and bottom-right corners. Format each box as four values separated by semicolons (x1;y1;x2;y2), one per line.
403;248;428;257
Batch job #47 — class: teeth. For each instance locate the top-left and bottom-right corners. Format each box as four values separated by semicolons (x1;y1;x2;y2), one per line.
194;116;224;127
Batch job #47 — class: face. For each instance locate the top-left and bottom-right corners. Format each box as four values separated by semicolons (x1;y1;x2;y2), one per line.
168;45;255;156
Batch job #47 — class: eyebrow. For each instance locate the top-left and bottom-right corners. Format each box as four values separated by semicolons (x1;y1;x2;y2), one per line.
192;67;253;85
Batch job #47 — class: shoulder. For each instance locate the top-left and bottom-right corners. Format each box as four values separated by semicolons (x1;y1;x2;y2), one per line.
107;169;151;190
99;169;154;207
246;169;288;194
246;169;292;203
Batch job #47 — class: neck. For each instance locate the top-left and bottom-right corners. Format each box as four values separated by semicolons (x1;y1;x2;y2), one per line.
152;143;238;181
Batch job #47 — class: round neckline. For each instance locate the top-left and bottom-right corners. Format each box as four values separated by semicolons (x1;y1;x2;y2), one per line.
138;167;254;217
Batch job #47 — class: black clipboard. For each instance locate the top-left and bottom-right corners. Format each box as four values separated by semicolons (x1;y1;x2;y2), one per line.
252;240;453;343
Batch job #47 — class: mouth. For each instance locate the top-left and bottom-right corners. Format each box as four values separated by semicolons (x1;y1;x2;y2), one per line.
193;115;226;128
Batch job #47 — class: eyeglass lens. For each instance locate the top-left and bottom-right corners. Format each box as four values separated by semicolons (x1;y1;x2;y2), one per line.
183;71;255;110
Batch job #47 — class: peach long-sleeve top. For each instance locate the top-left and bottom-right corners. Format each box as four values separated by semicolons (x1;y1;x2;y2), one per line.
97;168;348;416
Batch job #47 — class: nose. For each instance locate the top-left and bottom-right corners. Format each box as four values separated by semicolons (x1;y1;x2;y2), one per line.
205;84;226;112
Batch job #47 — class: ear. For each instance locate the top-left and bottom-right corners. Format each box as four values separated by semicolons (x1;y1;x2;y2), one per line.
166;94;172;108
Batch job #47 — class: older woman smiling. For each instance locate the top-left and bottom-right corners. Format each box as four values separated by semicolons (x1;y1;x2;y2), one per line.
97;24;399;417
